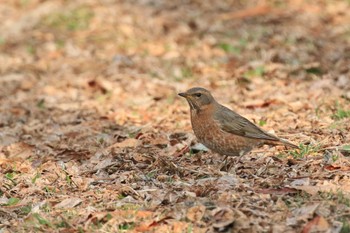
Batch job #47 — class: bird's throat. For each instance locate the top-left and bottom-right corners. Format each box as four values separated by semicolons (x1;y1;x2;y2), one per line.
188;100;200;111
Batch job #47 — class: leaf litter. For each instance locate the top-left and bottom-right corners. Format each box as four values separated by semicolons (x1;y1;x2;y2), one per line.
1;0;350;232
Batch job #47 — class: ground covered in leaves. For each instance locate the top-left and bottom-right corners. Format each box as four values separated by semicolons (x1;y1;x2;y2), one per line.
1;0;350;232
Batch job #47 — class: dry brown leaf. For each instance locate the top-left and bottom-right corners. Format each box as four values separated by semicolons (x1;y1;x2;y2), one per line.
211;207;234;229
256;187;298;195
301;216;330;233
186;205;206;222
287;204;319;226
244;99;279;109
324;165;341;171
109;138;140;149
221;5;273;20
2;142;34;159
289;177;310;187
290;185;319;196
211;207;249;231
291;178;350;195
173;221;190;233
55;197;82;209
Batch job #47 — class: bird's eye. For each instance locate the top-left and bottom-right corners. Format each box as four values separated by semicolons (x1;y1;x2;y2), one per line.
194;93;202;98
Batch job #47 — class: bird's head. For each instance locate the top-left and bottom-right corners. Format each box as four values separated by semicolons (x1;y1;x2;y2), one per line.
178;87;216;111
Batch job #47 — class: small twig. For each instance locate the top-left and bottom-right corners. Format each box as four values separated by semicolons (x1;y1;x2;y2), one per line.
180;167;212;176
235;197;244;209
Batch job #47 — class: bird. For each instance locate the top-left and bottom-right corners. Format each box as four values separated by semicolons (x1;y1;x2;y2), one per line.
178;87;298;160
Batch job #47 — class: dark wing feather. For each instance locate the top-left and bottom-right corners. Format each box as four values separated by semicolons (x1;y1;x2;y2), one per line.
214;105;280;141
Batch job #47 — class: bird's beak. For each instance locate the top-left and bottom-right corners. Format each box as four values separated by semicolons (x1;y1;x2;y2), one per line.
178;92;188;98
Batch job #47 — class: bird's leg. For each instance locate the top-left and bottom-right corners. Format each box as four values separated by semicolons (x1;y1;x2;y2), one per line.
229;151;246;173
223;154;229;163
236;151;245;164
220;151;246;172
220;154;230;171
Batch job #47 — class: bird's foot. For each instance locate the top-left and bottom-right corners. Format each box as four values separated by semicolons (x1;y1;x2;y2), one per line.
220;154;244;173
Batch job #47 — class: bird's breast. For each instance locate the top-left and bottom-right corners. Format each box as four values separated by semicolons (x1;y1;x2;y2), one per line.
190;109;261;156
190;110;218;144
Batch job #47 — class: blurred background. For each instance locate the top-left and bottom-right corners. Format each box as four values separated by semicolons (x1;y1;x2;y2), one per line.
1;0;349;134
2;0;350;161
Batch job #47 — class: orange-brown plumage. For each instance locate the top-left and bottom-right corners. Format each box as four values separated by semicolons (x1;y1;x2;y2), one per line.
179;87;298;157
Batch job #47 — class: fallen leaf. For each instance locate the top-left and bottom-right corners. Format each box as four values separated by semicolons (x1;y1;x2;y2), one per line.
287;204;319;226
290;177;310;186
290;185;319;196
244;99;278;109
212;207;235;231
324;165;341;171
211;207;249;232
186;205;206;222
290;179;350;195
221;5;272;20
55;197;82;208
301;216;330;233
109;138;140;149
2;142;34;159
256;187;298;195
340;145;350;156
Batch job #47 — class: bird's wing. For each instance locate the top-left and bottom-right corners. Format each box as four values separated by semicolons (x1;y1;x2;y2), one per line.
213;105;280;141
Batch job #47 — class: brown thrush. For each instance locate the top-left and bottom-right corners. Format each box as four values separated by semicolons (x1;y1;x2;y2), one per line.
179;87;298;158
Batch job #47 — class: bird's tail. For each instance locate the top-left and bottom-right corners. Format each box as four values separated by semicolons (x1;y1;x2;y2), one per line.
278;138;299;149
265;138;299;149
